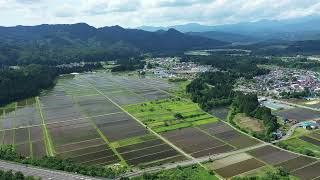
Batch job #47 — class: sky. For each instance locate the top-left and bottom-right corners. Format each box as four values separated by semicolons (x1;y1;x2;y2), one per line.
0;0;320;28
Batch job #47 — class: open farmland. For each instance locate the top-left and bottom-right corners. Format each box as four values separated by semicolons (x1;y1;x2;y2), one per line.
162;127;235;158
291;161;320;180
0;98;47;158
124;97;263;158
210;106;229;121
205;145;320;179
198;122;260;149
276;107;320;122
277;129;320;158
248;145;299;165
247;145;320;179
0;72;187;167
4;71;318;177
125;97;264;158
214;158;265;178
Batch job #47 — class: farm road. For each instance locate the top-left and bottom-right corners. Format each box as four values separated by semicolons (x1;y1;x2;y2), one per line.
0;160;103;180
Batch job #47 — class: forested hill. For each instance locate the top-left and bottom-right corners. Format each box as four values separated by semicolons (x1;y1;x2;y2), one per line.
0;23;227;66
247;39;320;55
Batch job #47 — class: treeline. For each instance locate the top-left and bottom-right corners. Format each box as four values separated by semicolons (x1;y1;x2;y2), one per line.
0;41;139;67
263;57;320;71
230;93;279;141
0;145;125;178
111;58;145;72
56;62;103;74
186;71;235;110
0;63;102;105
0;65;57;105
0;170;36;180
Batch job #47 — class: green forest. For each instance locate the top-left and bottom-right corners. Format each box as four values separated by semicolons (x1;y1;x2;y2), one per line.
230;93;279;141
0;63;102;105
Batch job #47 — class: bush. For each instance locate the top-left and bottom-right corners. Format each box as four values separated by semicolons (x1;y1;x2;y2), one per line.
174;113;184;119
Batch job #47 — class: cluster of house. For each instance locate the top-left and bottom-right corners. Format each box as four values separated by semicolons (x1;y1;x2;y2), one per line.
145;57;214;78
240;68;320;98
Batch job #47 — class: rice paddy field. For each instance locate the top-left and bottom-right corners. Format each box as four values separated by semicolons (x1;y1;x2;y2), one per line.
205;145;320;179
209;106;229;121
125;98;264;158
0;73;185;167
275;107;320;122
277;129;320;158
2;71;318;178
0;72;267;169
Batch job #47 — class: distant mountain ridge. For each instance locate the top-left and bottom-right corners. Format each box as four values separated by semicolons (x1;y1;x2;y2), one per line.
0;23;228;52
187;31;259;44
138;15;320;42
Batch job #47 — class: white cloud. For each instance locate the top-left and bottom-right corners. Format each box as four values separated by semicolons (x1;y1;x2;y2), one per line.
0;0;319;27
55;4;78;17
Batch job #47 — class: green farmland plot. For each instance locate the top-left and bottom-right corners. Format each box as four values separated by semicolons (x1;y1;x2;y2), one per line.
124;98;219;133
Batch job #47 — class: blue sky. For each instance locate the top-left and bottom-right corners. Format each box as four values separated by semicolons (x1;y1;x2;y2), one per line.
0;0;320;27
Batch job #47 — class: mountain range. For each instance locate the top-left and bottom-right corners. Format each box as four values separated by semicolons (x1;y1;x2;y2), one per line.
138;15;320;43
1;18;320;67
0;23;227;52
0;23;227;66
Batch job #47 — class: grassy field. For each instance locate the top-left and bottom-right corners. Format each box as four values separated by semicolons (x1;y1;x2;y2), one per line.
124;98;219;133
234;113;264;133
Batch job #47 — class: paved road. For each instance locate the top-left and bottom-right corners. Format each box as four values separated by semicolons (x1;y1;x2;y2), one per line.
121;143;267;179
0;160;102;180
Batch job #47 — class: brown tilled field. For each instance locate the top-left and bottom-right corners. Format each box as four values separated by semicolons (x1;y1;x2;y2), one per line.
248;145;298;165
214;158;266;178
198;122;260;149
161;127;235;157
292;162;320;180
276;156;317;172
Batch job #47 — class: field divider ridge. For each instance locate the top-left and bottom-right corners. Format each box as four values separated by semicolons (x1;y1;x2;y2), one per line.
195;126;237;149
35;97;55;156
68;93;128;167
103;76;148;101
28;127;33;158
